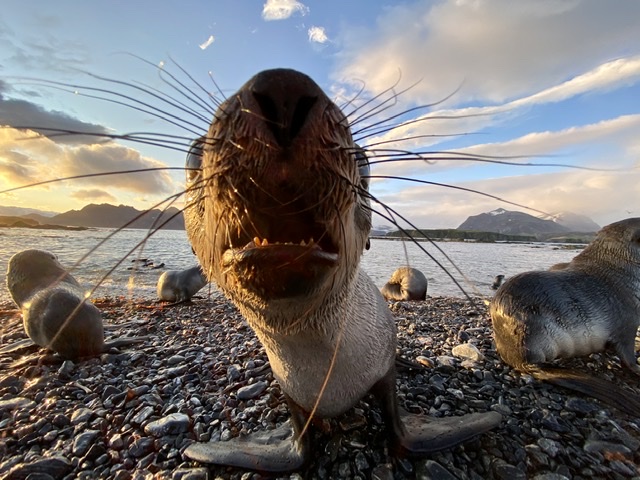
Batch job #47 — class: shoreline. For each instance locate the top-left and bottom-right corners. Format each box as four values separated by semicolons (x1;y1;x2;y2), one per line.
1;295;639;479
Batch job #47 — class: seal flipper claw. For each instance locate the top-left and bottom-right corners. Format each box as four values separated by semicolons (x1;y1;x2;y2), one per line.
183;420;307;472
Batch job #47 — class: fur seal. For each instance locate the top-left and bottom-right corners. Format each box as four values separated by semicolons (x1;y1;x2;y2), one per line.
6;249;145;359
490;217;640;415
491;274;505;290
157;265;208;303
381;266;428;301
182;68;501;472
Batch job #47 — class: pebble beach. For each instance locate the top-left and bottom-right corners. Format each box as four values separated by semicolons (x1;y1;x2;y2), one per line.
0;294;639;480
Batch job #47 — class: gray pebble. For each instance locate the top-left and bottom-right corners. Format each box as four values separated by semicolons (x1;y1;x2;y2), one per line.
171;467;210;480
72;430;100;457
417;459;458;480
451;343;485;362
144;413;190;436
237;381;268;400
0;397;36;411
71;408;94;425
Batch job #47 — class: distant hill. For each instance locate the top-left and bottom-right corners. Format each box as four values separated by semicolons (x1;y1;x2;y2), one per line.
49;204;185;230
0;206;57;217
539;211;601;232
0;203;185;230
457;208;599;240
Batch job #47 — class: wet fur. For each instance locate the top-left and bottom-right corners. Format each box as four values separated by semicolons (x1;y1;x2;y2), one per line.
491;218;640;415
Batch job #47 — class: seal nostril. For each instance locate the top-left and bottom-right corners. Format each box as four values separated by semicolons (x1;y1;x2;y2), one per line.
253;91;317;147
290;95;317;141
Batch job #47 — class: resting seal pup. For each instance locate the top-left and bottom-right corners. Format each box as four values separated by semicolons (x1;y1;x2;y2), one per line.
490;218;640;415
157;265;208;303
6;249;145;359
381;266;428;301
181;68;501;472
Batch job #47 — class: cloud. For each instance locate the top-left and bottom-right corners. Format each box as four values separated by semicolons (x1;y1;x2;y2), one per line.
334;0;640;104
0;87;111;145
367;113;640;182
70;188;117;203
0;128;178;198
199;35;215;50
262;0;309;21
308;26;328;44
372;168;639;230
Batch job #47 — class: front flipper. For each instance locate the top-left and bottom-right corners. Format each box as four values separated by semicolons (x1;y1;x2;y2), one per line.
183;396;311;472
397;410;503;453
372;366;502;455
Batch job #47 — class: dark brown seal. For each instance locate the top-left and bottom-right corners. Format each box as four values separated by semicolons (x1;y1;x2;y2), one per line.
381;266;428;301
490;217;640;415
182;68;501;472
6;249;145;359
157;265;208;303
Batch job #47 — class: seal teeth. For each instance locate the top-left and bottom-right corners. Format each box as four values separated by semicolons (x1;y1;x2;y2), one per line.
252;237;269;246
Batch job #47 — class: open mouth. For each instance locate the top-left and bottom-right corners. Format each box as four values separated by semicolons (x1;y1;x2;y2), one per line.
220;215;341;299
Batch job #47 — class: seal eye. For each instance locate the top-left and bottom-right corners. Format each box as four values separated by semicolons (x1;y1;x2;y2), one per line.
186;136;205;185
355;146;370;191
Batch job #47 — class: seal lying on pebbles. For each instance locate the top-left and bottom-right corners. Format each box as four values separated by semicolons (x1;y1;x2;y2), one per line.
491;217;640;415
182;68;502;472
6;249;145;359
381;266;428;301
157;265;208;303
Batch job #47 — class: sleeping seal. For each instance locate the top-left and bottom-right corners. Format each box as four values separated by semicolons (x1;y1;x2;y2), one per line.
182;68;502;472
157;265;208;303
381;266;428;301
6;249;145;359
490;217;640;415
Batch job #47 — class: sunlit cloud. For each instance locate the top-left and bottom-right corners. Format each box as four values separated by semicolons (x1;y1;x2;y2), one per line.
0;128;179;199
70;188;117;203
372;169;639;230
262;0;309;21
308;26;328;44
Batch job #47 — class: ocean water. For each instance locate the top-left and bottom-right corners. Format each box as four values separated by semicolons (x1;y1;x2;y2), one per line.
0;227;581;301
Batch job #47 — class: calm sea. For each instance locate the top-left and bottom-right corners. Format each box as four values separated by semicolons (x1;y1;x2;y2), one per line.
0;227;581;301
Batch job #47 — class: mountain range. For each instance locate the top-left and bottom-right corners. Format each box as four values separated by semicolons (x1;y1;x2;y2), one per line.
458;208;600;238
0;203;185;230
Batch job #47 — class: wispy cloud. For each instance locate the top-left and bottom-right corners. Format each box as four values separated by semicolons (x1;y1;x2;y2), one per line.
308;26;328;44
335;0;640;104
262;0;309;21
363;57;640;156
199;35;215;50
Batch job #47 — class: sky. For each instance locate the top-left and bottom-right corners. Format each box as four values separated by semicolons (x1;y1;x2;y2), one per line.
0;0;639;229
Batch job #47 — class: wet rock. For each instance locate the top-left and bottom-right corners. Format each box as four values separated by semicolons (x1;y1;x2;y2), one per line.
5;456;72;480
451;343;485;362
416;459;458;480
236;381;268;400
73;430;100;456
0;397;36;411
172;468;210;480
144;413;190;436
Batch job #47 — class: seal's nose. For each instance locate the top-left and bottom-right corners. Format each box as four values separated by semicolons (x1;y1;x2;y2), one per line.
250;69;320;147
